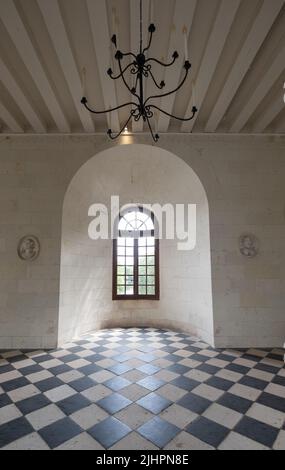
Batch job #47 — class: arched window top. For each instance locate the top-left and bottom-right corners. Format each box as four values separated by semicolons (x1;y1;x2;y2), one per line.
118;209;155;233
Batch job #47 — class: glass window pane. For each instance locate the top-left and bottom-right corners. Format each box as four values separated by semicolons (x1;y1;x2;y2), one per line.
117;256;125;265
139;247;147;256
117;276;125;285
126;266;134;275
147;286;155;295
147;256;155;265
147;276;155;285
126;247;134;256
118;238;126;246
126;286;134;295
147;266;155;275
126;257;134;266
117;286;125;295
147;246;155;256
139;266;146;275
145;218;155;230
139;276;146;285
138;238;146;246
139;257;146;266
126;276;134;285
126;238;134;247
117;266;125;275
117;247;125;256
147;237;155;246
139;286;146;295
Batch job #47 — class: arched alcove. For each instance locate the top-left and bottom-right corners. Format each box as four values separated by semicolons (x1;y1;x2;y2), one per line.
58;144;214;345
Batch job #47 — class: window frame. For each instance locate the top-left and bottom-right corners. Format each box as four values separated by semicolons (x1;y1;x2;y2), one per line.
112;208;160;301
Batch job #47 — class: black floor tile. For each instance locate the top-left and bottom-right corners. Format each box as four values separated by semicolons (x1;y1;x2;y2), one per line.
39;417;82;449
163;354;183;363
0;417;34;448
20;364;43;376
257;392;285;413
137;364;160;375
108;363;133;375
190;354;210;363
16;394;51;415
0;393;13;408
215;354;234;362
69;377;97;392
8;355;28;364
60;354;81;364
239;376;268;391
186;417;229;448
105;377;131;392
137;392;171;414
167;364;190;375
2;377;30;392
0;365;14;374
254;364;279;374
97;393;132;414
225;364;250;375
138;417;180;448
272;375;285;387
197;364;220;375
177;392;211;414
235;416;279;448
49;364;72;376
57;394;91;416
171;377;200;392
33;355;53;364
88;417;131;448
217;393;252;414
137;376;165;391
78;364;102;376
36;377;64;393
205;376;233;391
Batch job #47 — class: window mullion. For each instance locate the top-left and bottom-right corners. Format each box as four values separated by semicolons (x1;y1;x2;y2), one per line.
134;238;138;297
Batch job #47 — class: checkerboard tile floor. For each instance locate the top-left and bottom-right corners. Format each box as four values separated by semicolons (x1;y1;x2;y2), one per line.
0;328;284;450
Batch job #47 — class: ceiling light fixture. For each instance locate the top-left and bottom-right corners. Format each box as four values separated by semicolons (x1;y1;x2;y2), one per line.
81;0;198;142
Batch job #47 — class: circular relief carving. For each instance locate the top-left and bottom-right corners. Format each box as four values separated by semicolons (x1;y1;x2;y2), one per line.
17;235;40;261
239;234;259;258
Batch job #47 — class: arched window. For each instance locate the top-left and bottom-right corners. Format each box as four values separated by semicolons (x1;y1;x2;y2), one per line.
113;207;159;300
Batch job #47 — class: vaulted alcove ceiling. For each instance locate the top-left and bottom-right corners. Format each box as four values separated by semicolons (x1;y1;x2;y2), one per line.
0;0;284;135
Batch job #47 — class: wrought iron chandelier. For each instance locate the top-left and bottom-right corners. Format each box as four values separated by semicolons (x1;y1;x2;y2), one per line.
81;0;198;142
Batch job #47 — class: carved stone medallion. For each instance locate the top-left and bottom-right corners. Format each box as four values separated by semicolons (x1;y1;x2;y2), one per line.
239;234;259;258
17;235;40;261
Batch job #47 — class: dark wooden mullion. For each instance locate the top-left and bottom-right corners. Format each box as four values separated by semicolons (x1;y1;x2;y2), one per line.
155;238;160;299
112;239;117;300
134;238;139;297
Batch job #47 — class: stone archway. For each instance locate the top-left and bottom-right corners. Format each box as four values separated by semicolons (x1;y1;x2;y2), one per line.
58;144;214;346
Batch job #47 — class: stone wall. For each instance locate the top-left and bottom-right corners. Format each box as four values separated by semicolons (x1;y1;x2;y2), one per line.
0;133;284;349
58;144;214;346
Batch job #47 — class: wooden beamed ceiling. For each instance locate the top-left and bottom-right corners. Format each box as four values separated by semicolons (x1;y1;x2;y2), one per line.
0;0;284;135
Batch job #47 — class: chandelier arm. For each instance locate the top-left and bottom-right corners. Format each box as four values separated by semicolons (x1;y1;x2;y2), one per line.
148;70;165;89
107;111;135;140
145;56;177;68
142;30;154;54
144;63;190;105
81;98;137;114
146;115;159;142
148;104;198;122
109;62;134;80
121;52;137;60
118;58;140;100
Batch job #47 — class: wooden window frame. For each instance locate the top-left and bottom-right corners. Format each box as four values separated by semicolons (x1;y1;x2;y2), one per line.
112;210;160;301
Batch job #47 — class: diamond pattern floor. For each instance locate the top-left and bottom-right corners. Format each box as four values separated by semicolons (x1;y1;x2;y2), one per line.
0;328;284;450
